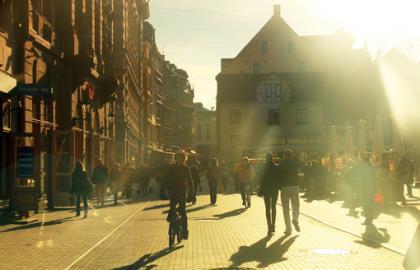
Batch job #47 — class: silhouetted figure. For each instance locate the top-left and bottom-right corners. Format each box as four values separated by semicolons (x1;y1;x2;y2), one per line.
91;159;108;206
206;158;220;205
235;157;255;208
359;156;378;225
71;161;92;218
164;150;194;240
258;153;280;234
109;163;121;205
189;158;201;204
279;149;301;235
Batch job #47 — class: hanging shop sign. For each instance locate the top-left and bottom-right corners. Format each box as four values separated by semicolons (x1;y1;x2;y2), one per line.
10;84;53;97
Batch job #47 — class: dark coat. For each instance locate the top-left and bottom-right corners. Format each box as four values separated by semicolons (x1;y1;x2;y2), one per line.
164;164;194;199
91;165;108;184
278;159;301;187
258;162;280;194
71;170;92;195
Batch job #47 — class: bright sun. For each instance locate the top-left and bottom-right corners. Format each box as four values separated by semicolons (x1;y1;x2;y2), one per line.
311;0;420;50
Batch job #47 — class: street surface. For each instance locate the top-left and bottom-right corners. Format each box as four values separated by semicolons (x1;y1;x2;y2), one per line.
1;187;418;270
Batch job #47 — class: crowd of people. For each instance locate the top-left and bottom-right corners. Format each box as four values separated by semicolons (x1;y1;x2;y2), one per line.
70;150;417;237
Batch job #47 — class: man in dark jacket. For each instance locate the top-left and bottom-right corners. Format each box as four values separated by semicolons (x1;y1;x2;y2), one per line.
279;149;301;235
164;150;194;239
259;152;280;234
91;159;108;206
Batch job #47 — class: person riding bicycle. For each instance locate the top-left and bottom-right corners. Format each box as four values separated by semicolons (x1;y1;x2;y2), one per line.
165;150;194;239
235;157;255;208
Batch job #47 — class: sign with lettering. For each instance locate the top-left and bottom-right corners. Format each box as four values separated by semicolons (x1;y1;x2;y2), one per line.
256;78;290;103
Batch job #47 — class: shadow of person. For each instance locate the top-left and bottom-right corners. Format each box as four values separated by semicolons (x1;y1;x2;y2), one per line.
143;203;170;211
403;223;420;270
113;246;183;270
0;216;76;233
355;223;390;249
213;208;246;220
229;235;298;268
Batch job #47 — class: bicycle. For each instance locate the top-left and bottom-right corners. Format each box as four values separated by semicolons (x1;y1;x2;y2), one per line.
168;207;184;248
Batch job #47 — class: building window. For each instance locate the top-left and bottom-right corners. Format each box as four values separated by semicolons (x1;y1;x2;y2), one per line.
288;41;294;53
268;109;280;125
229;109;241;124
299;61;305;72
261;41;268;54
296;108;308;125
230;135;241;147
198;124;202;140
253;62;260;73
206;124;210;140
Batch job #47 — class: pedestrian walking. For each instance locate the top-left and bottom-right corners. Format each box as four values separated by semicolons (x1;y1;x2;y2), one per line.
109;163;121;205
358;155;379;225
235;157;255;208
206;158;220;205
258;152;280;234
189;158;201;204
122;163;133;199
71;161;92;218
279;149;301;235
91;159;108;206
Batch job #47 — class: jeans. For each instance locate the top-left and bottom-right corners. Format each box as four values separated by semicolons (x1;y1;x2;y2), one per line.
239;182;251;205
76;193;88;215
280;186;300;230
95;183;106;206
208;178;218;204
168;196;188;233
264;190;279;228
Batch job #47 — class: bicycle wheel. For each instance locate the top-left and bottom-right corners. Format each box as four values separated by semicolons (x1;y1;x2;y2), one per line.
169;223;175;248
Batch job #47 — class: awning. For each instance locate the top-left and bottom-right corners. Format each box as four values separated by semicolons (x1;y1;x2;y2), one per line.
0;70;17;95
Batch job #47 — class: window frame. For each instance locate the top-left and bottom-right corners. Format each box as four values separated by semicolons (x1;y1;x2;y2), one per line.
296;108;308;125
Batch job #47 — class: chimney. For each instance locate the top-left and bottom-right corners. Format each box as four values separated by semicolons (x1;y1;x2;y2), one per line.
273;5;281;17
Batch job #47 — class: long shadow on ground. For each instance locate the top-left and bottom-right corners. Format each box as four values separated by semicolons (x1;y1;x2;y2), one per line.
113;246;183;270
213;208;246;220
0;216;77;232
230;235;298;268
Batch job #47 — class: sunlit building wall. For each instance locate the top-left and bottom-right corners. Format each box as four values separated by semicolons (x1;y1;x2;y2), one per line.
217;5;387;162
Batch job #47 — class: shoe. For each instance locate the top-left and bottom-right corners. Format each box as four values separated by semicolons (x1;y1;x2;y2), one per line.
83;211;88;219
284;229;292;235
292;220;300;232
242;201;246;206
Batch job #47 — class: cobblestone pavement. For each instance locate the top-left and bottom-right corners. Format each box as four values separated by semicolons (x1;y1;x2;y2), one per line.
0;191;408;270
298;188;420;254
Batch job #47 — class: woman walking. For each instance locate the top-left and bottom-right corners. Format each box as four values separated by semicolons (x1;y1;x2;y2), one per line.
109;163;121;205
259;153;280;234
71;161;92;218
206;158;220;205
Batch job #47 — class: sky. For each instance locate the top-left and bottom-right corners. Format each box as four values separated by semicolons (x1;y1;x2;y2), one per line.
148;0;420;109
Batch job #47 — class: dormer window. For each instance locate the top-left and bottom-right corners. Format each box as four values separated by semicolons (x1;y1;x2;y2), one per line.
261;41;268;54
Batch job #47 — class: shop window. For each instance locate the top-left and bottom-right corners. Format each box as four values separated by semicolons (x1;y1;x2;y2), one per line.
296;108;308;125
268;109;280;125
229;109;241;124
